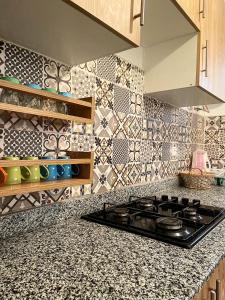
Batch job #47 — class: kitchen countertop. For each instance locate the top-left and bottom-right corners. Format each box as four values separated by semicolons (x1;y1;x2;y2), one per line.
1;185;225;300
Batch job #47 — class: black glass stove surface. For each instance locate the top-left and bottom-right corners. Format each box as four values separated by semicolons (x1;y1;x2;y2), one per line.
81;195;225;248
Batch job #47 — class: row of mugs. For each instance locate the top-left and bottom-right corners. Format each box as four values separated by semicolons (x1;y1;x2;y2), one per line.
0;77;71;114
0;156;80;186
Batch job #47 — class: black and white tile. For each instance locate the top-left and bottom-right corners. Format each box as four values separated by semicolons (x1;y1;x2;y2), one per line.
94;137;112;166
71;67;95;98
4;129;42;157
43;58;71;92
94;107;115;138
0;40;5;77
71;134;95;152
95;78;114;110
115;56;131;89
112;138;129;164
5;42;43;85
96;55;116;82
114;85;130;114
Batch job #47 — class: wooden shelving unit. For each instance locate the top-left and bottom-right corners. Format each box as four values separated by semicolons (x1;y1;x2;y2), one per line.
0;152;94;197
0;81;95;196
0;179;92;197
0;80;95;123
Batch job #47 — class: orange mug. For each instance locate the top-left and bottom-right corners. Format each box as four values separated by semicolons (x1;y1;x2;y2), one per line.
0;166;8;186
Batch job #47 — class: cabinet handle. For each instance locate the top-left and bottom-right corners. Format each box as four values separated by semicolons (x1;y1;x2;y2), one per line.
201;40;208;77
210;290;216;300
199;0;206;18
216;280;221;300
134;0;145;26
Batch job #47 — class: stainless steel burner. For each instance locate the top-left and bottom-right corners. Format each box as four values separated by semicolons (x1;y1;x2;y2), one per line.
113;208;130;217
185;207;197;216
183;207;203;221
156;217;183;230
138;199;155;210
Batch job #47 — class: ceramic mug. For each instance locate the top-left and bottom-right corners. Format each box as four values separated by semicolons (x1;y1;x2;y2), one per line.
21;157;49;183
215;177;225;186
0;166;8;186
3;156;31;185
40;156;65;181
58;156;80;179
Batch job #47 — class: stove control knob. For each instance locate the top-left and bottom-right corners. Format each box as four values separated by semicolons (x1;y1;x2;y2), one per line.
181;198;189;205
171;196;178;203
193;199;201;207
161;195;169;201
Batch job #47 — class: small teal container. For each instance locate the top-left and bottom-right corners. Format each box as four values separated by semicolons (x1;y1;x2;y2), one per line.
215;177;225;186
59;92;73;97
26;83;42;90
58;156;80;179
40;156;65;181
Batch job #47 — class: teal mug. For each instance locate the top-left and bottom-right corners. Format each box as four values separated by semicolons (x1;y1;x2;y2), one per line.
40;156;65;181
58;156;80;179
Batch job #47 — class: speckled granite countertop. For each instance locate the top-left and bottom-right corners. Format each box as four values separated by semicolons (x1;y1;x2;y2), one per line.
1;185;225;300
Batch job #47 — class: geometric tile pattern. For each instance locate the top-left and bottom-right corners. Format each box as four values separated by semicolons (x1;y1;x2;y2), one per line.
0;39;207;216
43;58;71;93
71;67;95;98
4;129;43;157
112;139;129;164
94;137;112;166
115;57;131;88
204;116;225;168
114;85;130;114
5;42;43;85
0;41;5;77
95;78;114;110
94;108;115;138
96;55;116;82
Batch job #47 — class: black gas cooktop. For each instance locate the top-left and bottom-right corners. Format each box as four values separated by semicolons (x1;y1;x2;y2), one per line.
82;195;225;248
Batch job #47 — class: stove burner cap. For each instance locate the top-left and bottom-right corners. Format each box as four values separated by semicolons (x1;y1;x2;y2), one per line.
138;199;155;209
156;217;183;230
113;208;129;217
185;207;197;216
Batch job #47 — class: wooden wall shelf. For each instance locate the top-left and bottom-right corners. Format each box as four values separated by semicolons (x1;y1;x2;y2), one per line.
0;80;95;124
0;152;94;197
0;102;93;124
0;178;92;197
0;158;92;167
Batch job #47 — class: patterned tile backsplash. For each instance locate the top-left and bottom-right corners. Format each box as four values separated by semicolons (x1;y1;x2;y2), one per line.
205;116;225;169
0;39;205;216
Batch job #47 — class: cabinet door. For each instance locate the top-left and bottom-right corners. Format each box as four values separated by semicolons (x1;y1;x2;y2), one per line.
198;0;225;102
68;0;141;46
173;0;200;29
194;258;225;300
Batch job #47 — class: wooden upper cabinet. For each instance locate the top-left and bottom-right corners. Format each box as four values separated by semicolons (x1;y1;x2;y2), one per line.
69;0;142;46
173;0;201;30
0;0;141;65
198;0;225;102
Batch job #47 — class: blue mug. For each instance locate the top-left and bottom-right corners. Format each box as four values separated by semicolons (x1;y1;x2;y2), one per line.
58;156;80;179
40;156;65;181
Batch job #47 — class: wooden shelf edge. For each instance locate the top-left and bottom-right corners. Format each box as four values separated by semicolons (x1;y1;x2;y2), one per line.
0;80;93;108
0;102;93;124
0;158;92;167
0;178;92;197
